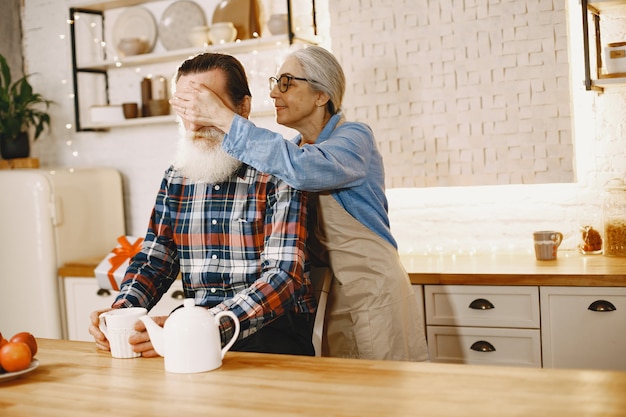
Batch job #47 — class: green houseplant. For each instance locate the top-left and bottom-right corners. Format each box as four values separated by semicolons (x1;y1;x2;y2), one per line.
0;53;52;159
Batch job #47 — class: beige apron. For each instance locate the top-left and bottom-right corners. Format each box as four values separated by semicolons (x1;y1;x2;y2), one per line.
311;193;429;361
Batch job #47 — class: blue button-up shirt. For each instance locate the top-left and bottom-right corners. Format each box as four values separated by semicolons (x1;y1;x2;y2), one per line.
223;113;397;248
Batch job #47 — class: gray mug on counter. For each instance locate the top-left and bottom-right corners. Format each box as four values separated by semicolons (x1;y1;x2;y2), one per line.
533;231;563;260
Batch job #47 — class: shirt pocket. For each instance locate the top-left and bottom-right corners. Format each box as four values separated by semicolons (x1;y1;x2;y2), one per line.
228;217;265;257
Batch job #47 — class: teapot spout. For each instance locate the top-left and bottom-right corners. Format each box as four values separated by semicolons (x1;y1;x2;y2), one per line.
139;315;165;357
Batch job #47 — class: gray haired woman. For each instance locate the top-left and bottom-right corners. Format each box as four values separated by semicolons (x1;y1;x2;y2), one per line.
171;46;428;362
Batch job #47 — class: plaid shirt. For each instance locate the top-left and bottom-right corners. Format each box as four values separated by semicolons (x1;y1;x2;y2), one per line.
113;164;315;339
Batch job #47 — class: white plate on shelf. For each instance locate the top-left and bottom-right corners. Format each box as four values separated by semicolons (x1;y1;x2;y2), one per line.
159;0;207;51
112;6;157;54
0;359;40;383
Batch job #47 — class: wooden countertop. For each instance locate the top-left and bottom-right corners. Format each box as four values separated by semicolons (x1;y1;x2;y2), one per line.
57;256;104;278
403;251;626;286
60;251;626;287
0;157;39;170
1;339;626;416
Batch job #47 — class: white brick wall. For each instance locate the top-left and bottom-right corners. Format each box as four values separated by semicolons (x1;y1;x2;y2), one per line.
329;0;574;188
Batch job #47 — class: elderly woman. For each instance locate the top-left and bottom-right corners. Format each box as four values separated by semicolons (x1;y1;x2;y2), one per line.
170;46;428;362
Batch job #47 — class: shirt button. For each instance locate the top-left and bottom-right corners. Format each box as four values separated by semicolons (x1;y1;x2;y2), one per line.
210;288;216;294
211;254;217;259
211;219;217;225
214;185;220;191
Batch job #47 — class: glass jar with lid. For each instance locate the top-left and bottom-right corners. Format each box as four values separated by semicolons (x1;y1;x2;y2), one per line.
602;178;626;256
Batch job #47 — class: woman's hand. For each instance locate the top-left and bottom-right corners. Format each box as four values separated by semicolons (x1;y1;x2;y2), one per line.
170;81;236;133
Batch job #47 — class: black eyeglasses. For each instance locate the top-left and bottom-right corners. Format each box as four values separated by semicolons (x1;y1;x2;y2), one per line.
269;74;315;93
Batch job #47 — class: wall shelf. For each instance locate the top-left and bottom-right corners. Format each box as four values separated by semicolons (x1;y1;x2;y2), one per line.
594;73;626;88
77;35;304;72
68;0;317;131
581;0;626;92
81;109;275;130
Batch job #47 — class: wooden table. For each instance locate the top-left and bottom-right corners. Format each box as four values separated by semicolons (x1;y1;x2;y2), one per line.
403;251;626;286
2;339;626;416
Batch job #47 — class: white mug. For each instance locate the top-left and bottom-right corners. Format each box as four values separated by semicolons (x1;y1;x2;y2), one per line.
99;307;147;358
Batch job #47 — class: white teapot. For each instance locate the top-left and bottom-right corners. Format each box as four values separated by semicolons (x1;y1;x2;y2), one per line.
140;298;240;373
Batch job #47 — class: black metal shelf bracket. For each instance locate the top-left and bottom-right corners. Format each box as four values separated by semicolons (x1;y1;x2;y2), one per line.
69;7;109;132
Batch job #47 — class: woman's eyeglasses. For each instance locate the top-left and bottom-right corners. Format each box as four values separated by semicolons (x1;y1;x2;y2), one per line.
269;74;315;92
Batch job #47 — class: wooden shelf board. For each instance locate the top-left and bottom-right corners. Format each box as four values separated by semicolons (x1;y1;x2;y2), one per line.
77;36;293;71
0;157;40;170
588;0;626;12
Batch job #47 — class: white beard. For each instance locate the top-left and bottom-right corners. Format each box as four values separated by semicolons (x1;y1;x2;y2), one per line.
172;119;242;183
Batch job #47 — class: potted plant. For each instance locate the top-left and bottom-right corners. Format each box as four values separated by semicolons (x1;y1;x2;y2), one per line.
0;53;52;159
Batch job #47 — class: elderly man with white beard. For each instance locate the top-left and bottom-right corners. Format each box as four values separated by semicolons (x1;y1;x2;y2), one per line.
88;53;316;356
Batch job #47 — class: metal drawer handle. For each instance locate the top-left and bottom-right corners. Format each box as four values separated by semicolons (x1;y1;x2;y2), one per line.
96;288;111;297
469;298;494;310
171;290;185;300
588;300;616;312
470;340;496;352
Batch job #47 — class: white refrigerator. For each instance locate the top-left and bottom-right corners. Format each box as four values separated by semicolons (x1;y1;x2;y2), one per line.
0;167;125;339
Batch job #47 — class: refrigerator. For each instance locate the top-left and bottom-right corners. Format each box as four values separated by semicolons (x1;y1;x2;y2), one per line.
0;167;125;339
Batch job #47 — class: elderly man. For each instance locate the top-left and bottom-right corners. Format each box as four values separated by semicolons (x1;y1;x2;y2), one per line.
89;53;316;356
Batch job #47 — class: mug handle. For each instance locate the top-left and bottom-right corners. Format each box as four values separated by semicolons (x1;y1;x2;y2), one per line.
554;232;563;247
214;310;240;358
98;313;109;338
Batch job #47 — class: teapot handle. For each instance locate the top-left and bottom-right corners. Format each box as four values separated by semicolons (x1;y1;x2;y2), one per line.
214;310;240;358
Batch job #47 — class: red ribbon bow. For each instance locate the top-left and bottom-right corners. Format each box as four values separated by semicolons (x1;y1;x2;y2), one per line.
107;236;144;291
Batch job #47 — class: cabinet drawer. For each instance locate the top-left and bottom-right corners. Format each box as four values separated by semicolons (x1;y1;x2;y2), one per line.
427;326;542;367
541;286;626;371
425;285;540;328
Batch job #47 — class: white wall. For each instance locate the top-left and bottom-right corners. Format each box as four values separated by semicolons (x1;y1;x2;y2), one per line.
330;0;574;188
386;0;625;255
21;0;626;257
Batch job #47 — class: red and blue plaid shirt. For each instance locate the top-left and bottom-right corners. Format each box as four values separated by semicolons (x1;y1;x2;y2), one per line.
113;164;315;339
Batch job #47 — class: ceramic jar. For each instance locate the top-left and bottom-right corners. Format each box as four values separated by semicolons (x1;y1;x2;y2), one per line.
267;14;288;35
209;22;237;44
117;38;147;56
211;0;262;40
188;26;210;47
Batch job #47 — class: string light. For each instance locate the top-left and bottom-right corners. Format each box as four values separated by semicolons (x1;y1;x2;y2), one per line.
61;15;82;167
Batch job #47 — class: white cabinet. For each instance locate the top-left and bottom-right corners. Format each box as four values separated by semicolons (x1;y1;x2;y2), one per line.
63;277;184;341
424;285;542;367
540;286;626;371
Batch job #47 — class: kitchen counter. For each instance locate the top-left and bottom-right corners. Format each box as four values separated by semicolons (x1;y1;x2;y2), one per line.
57;256;105;278
403;251;626;286
60;251;626;287
1;338;626;416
